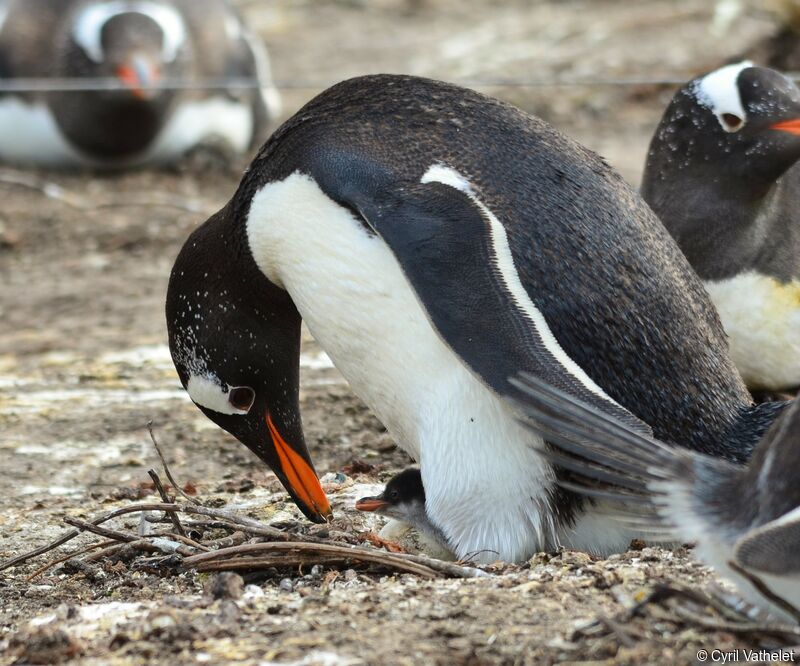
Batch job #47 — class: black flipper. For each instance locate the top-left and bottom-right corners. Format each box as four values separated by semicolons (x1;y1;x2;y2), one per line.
348;179;651;436
508;372;694;505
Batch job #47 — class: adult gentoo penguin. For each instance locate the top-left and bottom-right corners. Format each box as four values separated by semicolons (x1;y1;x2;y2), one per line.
642;62;800;392
0;0;280;166
167;74;786;563
512;373;800;622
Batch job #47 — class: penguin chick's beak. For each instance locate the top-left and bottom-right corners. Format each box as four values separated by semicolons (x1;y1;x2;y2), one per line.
116;56;159;100
770;118;800;136
355;495;389;512
266;413;332;523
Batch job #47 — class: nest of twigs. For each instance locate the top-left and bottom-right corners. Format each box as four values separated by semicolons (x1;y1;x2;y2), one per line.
0;424;486;583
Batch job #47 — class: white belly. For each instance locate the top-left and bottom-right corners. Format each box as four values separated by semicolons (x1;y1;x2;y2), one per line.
0;97;87;166
0;95;253;167
704;271;800;390
145;96;254;163
246;172;638;562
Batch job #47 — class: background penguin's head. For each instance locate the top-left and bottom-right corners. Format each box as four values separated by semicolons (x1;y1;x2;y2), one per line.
646;62;800;197
69;0;188;100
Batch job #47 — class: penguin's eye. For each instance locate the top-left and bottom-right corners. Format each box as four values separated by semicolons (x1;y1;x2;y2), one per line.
228;386;255;412
387;489;400;502
720;113;744;132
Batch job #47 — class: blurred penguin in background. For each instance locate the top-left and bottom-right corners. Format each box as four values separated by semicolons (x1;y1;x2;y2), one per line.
642;62;800;393
0;0;281;167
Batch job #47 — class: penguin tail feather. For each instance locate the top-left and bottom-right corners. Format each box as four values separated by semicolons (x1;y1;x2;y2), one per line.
508;372;692;508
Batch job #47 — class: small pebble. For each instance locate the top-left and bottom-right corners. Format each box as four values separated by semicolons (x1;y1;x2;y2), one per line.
206;572;244;600
279;578;294;592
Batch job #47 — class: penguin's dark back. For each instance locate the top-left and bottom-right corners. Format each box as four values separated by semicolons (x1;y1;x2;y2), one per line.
237;74;757;458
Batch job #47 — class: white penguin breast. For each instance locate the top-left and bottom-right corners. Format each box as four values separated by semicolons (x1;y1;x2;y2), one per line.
704;271;800;390
145;97;254;163
245;171;567;562
0;98;86;165
0;95;252;167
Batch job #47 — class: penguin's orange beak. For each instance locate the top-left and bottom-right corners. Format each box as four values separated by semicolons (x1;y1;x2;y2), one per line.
116;56;159;100
355;495;389;512
266;413;332;521
770;118;800;136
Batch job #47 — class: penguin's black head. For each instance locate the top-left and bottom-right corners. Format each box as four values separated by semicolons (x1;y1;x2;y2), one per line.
166;206;332;523
69;1;188;100
356;468;426;520
646;62;800;196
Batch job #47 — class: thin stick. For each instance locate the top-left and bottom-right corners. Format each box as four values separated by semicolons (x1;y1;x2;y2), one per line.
147;422;202;505
672;605;800;639
191;550;439;579
163;533;209;552
81;538;181;562
26;540;118;581
148;469;186;537
63;517;138;543
179;505;291;541
183;542;485;579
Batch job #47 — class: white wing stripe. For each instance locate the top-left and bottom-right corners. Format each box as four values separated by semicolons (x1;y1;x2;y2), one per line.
422;163;621;406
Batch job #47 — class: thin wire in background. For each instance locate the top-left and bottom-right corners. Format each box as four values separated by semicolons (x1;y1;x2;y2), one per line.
1;73;798;93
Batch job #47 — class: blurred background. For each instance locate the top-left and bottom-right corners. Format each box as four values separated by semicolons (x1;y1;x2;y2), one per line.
1;2;798;661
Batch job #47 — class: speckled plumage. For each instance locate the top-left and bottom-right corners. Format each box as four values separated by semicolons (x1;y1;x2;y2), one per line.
642;64;800;389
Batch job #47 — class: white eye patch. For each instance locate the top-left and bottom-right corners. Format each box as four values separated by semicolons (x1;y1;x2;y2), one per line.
73;0;187;63
186;373;248;415
693;61;753;132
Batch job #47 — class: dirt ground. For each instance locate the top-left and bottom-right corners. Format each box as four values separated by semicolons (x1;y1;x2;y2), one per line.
0;1;792;664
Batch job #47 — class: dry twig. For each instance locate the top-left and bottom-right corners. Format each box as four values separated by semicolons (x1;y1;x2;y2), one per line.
147;422;202;505
183;542;486;579
148;468;186;537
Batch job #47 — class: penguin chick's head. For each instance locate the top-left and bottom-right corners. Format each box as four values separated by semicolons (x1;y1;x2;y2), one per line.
650;62;800;194
71;1;188;99
356;468;428;524
166;206;332;525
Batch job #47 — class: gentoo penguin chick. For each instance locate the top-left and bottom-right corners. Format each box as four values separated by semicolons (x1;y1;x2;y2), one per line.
642;62;800;391
167;74;787;564
512;373;800;622
0;0;280;166
355;468;453;558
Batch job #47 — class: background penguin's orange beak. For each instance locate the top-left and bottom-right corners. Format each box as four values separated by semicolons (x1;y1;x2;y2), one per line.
770;118;800;136
116;56;159;99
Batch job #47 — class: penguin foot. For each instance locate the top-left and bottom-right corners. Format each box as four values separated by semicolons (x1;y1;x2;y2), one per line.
177;137;241;174
361;532;407;553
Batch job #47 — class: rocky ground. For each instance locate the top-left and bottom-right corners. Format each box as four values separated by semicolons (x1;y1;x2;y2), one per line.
0;1;795;664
